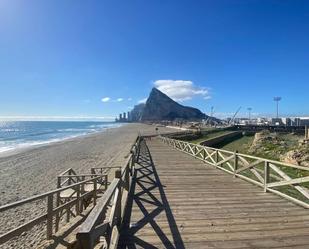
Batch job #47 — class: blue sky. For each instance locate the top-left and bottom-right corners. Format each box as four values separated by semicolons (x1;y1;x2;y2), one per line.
0;0;308;120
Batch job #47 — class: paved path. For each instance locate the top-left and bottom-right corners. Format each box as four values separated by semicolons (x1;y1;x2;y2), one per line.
119;138;309;248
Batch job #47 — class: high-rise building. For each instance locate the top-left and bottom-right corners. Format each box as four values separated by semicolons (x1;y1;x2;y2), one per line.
123;112;126;120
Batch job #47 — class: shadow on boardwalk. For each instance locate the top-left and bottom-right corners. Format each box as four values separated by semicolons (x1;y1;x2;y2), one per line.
119;139;185;249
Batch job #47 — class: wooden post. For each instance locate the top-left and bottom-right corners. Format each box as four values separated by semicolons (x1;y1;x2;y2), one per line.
93;179;97;206
114;169;122;226
68;170;72;185
105;175;108;190
115;169;121;179
47;194;53;239
129;156;133;176
125;167;130;191
234;151;238;177
264;161;270;192
76;184;81;215
55;176;61;232
305;125;308;140
215;150;219;165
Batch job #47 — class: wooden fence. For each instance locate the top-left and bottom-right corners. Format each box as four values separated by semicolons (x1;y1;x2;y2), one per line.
0;174;108;245
160;136;309;208
76;136;141;249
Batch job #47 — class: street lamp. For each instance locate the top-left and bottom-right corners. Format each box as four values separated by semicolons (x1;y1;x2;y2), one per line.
210;106;214;118
247;107;252;124
273;97;282;118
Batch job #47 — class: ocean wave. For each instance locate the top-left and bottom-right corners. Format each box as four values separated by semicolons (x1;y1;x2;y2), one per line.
0;128;21;132
57;128;96;132
0;134;88;154
0;122;123;155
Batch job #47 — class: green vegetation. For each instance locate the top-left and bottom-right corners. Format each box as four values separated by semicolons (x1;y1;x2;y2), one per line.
217;132;309;204
218;135;254;153
190;130;233;144
178;130;309;204
219;133;302;160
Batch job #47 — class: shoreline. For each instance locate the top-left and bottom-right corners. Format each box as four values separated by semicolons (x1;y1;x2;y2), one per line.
0;123;176;249
0;123;124;159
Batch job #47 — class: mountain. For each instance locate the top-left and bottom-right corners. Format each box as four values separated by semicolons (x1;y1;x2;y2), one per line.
129;103;145;122
129;88;209;122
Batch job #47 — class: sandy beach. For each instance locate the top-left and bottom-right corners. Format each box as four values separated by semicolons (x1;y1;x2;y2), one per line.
0;123;175;248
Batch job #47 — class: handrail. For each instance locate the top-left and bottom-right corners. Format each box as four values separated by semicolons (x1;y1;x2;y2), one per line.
0;135;141;248
159;135;309;208
191;142;309;171
0;176;104;212
76;136;142;249
57;174;106;178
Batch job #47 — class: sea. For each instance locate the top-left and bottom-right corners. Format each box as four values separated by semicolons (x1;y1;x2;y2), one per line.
0;121;122;154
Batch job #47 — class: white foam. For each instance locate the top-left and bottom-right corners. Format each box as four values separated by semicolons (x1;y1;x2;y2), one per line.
0;123;124;155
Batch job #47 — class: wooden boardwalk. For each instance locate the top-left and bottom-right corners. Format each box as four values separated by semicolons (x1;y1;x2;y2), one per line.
119;138;309;249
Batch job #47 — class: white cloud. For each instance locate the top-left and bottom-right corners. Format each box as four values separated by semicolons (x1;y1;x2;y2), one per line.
204;96;212;100
101;97;110;102
138;98;147;104
154;80;210;102
117;98;124;102
128;98;132;101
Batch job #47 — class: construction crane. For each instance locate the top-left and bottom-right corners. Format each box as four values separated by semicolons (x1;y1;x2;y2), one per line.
205;106;214;125
229;106;242;125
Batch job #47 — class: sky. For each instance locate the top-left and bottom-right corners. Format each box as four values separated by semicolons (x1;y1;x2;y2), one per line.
0;0;308;120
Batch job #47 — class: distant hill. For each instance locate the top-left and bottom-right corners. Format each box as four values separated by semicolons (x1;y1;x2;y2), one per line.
129;88;215;122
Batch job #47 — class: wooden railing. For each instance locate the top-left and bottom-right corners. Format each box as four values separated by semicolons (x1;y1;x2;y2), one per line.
76;136;141;249
0;173;108;245
55;168;109;233
160;136;309;208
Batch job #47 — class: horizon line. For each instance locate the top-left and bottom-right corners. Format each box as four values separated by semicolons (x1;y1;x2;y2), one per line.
0;116;116;121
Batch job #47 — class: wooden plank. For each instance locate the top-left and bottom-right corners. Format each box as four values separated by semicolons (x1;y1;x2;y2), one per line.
119;137;309;248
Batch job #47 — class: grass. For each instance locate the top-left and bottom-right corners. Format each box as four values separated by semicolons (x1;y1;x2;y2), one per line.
188;130;235;144
217;133;309;204
218;135;254;153
179;132;309;204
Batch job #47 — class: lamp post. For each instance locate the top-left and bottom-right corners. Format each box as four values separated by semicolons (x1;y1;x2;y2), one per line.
247;107;252;124
273;97;282;119
210;106;214;118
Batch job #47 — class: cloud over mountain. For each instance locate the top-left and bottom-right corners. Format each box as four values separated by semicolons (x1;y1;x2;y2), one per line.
153;80;210;102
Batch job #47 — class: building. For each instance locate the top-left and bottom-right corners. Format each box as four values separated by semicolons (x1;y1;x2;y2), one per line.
282;118;292;126
300;118;309;126
271;118;283;126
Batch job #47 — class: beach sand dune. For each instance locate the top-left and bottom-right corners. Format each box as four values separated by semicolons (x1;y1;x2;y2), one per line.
0;123;174;248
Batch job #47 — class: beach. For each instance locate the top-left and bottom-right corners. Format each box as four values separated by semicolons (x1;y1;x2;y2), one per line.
0;123;174;248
